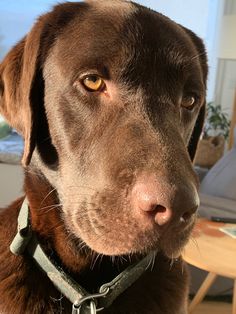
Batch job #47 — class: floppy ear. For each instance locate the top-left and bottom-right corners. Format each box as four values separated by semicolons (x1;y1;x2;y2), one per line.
0;20;46;166
181;27;208;162
188;103;206;161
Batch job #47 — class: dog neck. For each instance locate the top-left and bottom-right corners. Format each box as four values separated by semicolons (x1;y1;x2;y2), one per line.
23;170;142;293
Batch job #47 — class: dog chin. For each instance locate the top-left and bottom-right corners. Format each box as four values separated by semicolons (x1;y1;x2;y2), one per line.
72;233;150;256
159;228;194;259
161;244;185;259
69;225;154;256
71;231;188;259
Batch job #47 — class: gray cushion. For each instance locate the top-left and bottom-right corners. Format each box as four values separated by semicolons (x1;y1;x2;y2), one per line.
199;128;236;201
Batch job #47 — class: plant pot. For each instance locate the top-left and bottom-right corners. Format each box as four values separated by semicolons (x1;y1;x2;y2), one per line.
194;136;225;168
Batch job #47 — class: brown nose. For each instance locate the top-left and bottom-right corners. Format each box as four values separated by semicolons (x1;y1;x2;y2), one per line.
131;173;199;226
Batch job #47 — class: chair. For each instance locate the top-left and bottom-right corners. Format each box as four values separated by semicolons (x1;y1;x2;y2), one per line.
189;127;236;296
199;126;236;217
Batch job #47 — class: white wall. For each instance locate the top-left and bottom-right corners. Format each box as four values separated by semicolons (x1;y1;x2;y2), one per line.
136;0;210;37
0;164;23;207
215;0;236;117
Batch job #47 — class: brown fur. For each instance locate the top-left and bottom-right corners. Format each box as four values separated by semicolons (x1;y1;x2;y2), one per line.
0;1;207;313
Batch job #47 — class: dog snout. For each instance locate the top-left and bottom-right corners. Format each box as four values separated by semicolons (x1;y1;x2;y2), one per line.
131;173;199;226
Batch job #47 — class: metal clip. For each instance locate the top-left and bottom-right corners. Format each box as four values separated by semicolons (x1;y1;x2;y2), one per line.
72;300;96;314
72;287;109;314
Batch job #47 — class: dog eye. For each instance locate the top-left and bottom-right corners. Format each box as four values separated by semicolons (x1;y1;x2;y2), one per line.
181;95;196;110
82;75;105;92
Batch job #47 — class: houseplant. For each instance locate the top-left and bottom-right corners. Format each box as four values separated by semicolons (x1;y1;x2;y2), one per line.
194;102;231;168
0;115;12;139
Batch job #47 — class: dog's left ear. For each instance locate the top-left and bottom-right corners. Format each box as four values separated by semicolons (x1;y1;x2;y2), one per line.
182;27;208;161
0;17;47;166
188;104;206;161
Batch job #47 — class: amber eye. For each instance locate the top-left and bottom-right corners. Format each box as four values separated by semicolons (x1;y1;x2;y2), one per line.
181;95;196;110
82;75;105;92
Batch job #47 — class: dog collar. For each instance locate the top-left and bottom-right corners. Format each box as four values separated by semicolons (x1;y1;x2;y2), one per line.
10;198;155;314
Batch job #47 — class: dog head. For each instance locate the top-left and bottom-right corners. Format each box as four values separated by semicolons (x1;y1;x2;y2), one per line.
0;0;207;257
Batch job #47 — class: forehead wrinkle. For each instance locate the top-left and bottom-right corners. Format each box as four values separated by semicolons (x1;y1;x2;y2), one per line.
51;8;138;83
121;7;201;73
118;14;203;94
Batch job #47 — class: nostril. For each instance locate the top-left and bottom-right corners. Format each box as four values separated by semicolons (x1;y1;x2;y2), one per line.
138;199;173;226
154;205;167;213
143;204;167;213
180;205;198;223
154;206;172;226
180;211;192;222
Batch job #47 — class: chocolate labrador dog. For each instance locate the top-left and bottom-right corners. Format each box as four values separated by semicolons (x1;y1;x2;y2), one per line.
0;0;207;313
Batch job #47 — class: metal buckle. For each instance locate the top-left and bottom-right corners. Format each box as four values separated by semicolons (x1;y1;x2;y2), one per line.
72;300;96;314
72;287;109;314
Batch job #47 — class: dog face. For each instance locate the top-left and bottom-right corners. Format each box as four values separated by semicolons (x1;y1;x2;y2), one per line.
0;1;207;257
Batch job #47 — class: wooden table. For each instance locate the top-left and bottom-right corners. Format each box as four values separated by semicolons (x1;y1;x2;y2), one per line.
182;219;236;313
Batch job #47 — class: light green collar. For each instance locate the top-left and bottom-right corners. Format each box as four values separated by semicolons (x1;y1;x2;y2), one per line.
10;198;155;314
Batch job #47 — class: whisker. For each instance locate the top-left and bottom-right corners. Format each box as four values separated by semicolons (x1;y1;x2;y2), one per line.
38;205;62;215
146;251;155;271
150;251;157;271
169;254;175;270
90;252;103;270
40;188;57;207
39;203;62;211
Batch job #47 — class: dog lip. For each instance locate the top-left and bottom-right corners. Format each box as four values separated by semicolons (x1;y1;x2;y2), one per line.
67;201;194;256
70;196;196;250
154;217;194;248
